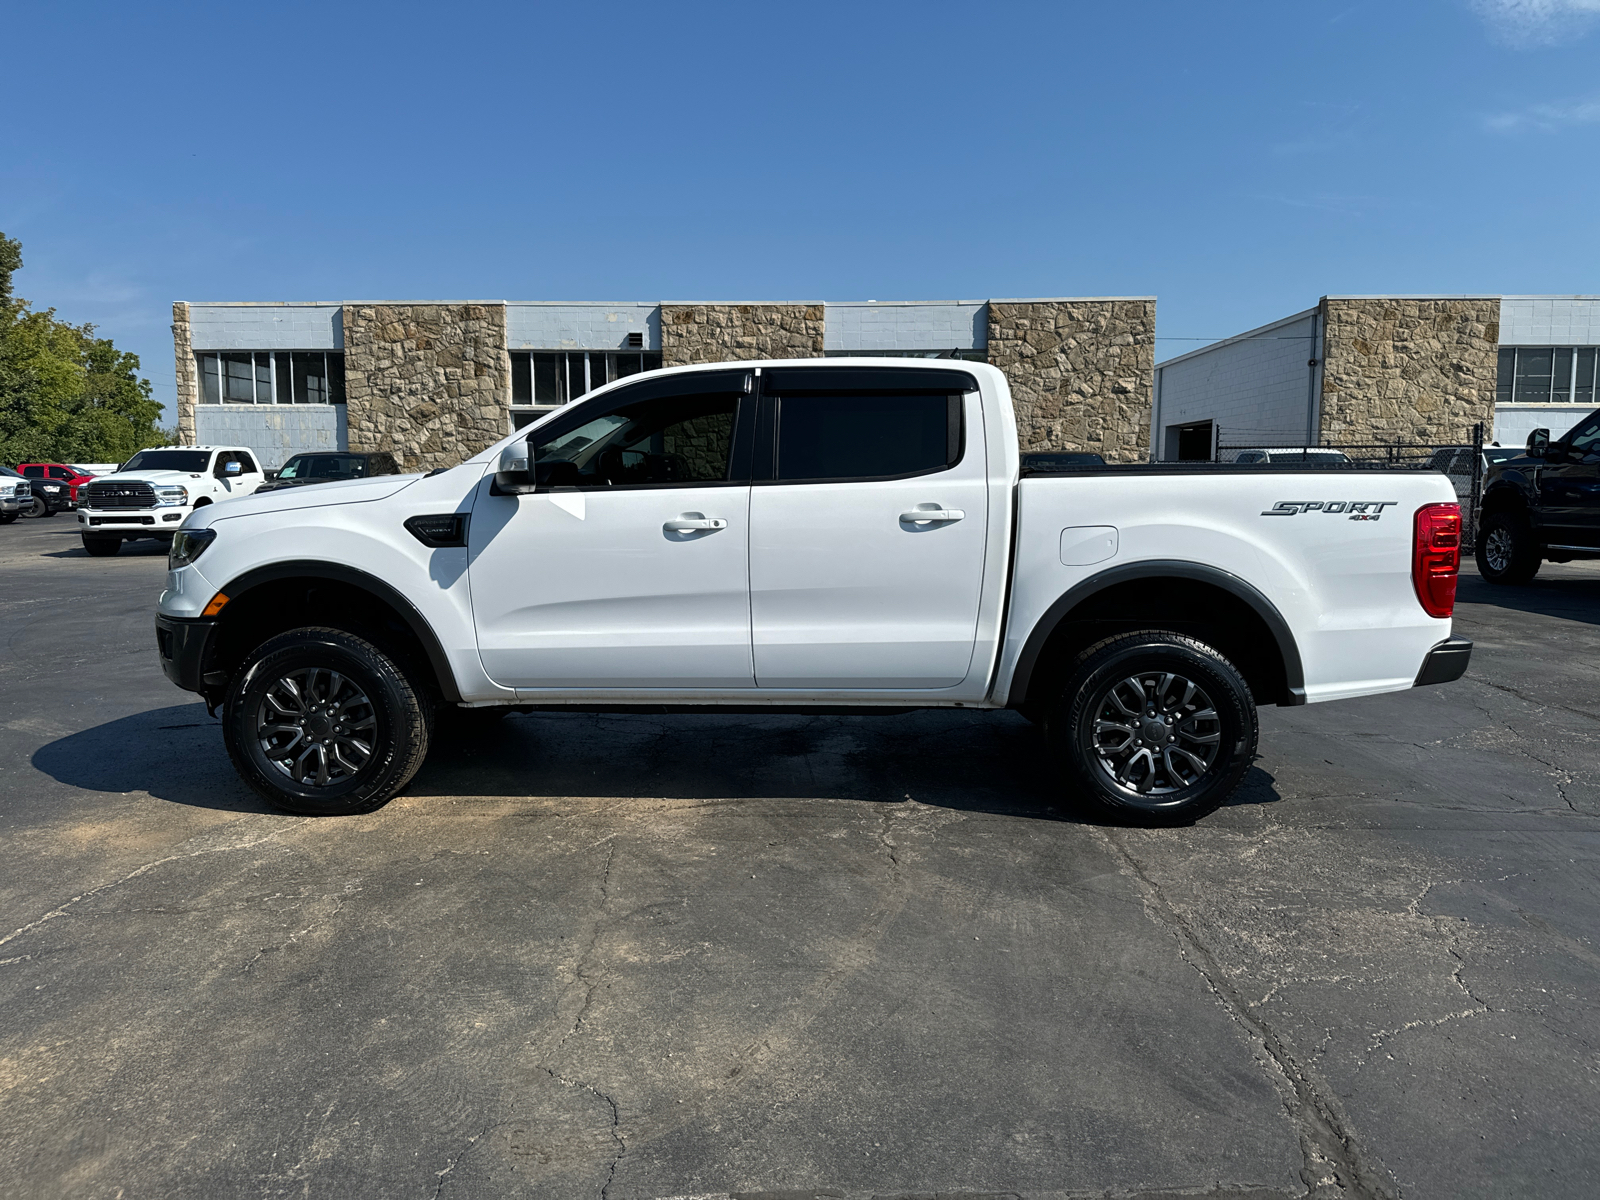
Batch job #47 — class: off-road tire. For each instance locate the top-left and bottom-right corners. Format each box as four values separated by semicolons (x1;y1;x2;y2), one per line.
1475;510;1541;585
81;535;121;556
223;626;431;816
1042;631;1258;827
28;498;50;517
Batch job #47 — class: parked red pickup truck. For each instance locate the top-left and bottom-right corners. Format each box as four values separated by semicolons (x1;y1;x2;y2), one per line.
18;463;97;513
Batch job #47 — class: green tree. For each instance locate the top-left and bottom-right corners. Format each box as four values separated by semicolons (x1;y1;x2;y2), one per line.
0;232;169;466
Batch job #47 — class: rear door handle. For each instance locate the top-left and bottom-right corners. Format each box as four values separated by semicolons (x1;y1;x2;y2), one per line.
900;508;965;524
664;515;728;532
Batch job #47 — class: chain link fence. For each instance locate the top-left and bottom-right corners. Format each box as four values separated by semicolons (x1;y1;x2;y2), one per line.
1214;422;1485;543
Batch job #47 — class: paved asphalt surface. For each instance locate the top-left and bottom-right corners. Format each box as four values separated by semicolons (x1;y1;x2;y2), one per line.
1;514;1597;1200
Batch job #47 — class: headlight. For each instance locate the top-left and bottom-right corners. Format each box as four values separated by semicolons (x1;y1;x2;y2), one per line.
169;527;216;569
154;485;189;507
42;485;61;493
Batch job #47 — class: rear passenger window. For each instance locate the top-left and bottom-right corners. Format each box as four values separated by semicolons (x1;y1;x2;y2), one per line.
236;452;259;474
774;393;959;482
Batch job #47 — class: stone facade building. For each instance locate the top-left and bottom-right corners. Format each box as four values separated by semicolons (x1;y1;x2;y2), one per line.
173;297;1156;469
1151;294;1599;458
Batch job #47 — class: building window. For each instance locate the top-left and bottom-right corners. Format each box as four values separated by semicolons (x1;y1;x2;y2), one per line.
195;351;345;404
1498;346;1597;404
510;351;663;407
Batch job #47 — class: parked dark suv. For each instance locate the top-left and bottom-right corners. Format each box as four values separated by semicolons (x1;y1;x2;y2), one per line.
255;451;401;493
1476;407;1600;584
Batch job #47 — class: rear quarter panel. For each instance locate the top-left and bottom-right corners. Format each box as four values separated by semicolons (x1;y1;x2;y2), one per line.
1001;470;1459;705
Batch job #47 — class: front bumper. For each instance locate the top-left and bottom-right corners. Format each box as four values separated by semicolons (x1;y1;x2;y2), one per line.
80;507;189;534
155;613;217;694
0;496;24;515
1414;636;1472;687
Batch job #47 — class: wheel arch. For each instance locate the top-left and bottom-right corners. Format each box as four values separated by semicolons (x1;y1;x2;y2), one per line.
1478;481;1532;521
205;561;461;702
1009;560;1306;710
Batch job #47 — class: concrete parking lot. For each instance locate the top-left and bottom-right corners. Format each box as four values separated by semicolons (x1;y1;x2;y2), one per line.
2;514;1597;1200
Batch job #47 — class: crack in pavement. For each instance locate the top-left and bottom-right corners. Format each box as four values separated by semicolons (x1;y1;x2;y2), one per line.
241;886;360;974
1097;829;1398;1200
0;828;287;958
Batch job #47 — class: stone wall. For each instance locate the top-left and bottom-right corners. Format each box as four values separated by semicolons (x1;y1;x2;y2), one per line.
986;300;1155;462
660;304;824;366
172;302;197;445
341;304;511;472
1318;297;1500;444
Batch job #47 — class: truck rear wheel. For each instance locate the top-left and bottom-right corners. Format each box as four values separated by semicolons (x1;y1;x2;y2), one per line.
1043;631;1258;826
1475;511;1540;585
222;626;431;816
81;535;121;556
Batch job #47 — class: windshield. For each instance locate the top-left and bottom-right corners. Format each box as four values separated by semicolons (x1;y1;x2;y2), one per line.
0;466;21;478
278;454;367;480
122;449;212;473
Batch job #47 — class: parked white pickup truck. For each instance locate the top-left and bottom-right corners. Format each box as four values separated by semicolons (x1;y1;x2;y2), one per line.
155;360;1470;824
79;445;265;556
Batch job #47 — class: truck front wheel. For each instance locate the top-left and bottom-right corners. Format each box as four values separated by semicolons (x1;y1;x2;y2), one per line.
1043;631;1258;826
1475;511;1540;585
81;535;121;556
222;626;431;816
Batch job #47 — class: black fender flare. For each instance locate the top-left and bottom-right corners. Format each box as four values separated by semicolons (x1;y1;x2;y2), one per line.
1008;559;1306;708
214;561;462;701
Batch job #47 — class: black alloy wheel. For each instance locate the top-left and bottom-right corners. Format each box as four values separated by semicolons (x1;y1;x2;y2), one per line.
223;626;431;815
81;535;120;556
27;497;48;517
1475;510;1541;585
1044;631;1258;826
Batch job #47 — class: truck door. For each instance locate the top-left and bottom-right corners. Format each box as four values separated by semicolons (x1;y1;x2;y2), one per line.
747;366;989;690
1540;411;1600;547
468;370;757;689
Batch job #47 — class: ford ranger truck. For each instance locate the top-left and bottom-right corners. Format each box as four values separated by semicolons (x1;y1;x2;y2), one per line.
154;360;1471;825
79;446;264;556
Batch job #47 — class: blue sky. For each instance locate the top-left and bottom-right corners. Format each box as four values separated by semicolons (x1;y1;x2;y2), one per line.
3;0;1598;419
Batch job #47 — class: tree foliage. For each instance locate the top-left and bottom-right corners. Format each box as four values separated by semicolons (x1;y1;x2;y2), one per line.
0;232;169;466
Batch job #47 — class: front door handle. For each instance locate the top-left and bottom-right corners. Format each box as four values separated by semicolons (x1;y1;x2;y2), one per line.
900;507;965;524
664;515;728;532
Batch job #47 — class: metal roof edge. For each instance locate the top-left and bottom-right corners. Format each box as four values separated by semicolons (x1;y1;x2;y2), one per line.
1155;307;1320;371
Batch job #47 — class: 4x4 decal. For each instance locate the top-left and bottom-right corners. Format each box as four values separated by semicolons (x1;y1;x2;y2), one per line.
1262;500;1398;519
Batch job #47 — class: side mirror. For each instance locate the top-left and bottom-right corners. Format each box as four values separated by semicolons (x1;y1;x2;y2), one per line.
225;461;243;475
493;439;534;494
1527;428;1550;457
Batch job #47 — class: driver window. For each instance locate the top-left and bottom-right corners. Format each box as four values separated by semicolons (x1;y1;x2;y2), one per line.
532;392;739;488
1567;416;1600;457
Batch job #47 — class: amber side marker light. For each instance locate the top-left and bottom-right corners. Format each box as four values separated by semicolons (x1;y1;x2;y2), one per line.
202;592;230;617
1412;503;1462;618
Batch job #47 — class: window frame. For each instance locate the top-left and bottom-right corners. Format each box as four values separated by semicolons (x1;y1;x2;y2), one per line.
1500;345;1599;404
509;350;665;410
193;350;346;405
521;368;757;494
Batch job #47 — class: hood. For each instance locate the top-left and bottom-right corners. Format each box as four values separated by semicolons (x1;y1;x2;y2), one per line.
91;469;207;487
190;473;422;526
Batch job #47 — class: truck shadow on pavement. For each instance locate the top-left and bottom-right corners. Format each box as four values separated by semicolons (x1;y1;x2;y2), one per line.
33;703;1286;824
1457;571;1600;626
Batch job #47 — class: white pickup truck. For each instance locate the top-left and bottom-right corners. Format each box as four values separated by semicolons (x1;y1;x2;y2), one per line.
155;360;1470;824
79;445;265;555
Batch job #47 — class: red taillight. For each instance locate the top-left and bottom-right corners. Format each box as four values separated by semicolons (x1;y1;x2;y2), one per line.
1413;502;1461;618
